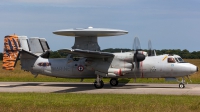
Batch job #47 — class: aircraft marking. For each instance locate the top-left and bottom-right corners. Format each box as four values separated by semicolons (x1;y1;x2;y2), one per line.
150;66;156;72
118;69;122;76
52;67;71;71
162;56;168;61
38;62;51;67
77;65;84;72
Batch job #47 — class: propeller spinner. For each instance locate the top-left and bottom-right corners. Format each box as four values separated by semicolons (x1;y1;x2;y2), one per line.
133;37;146;68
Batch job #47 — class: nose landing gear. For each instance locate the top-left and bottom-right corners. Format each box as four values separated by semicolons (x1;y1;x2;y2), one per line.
179;83;185;88
178;77;186;89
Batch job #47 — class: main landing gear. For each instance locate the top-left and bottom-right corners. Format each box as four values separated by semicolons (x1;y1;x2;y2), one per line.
94;75;104;89
110;78;119;86
94;76;119;89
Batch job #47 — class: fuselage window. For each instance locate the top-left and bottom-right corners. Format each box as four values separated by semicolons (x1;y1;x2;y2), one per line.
168;57;175;63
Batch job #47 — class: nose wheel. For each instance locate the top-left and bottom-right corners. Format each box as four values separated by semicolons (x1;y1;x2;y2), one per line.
179;83;185;88
178;77;186;89
110;78;119;86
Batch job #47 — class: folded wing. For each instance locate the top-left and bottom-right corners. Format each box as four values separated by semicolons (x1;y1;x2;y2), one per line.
58;49;114;58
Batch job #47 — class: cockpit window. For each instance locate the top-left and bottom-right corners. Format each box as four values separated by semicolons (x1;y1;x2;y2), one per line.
175;57;185;63
168;58;175;63
178;58;185;63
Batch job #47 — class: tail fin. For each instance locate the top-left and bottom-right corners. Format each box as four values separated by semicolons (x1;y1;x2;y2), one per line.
29;37;50;56
3;35;20;70
18;36;31;51
3;34;51;70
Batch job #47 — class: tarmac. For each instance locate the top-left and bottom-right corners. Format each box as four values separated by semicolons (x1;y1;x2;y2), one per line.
0;82;199;95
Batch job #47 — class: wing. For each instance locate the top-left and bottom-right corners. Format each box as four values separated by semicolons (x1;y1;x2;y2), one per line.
58;49;114;58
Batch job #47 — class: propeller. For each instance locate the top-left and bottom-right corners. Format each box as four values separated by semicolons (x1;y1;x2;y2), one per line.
148;40;156;56
148;40;152;56
133;37;141;50
133;37;146;69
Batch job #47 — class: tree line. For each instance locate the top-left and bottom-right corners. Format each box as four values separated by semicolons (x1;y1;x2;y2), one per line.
1;48;200;60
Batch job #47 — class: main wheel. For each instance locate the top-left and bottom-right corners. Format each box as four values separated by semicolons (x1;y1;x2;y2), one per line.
110;78;118;86
94;80;104;89
179;83;185;88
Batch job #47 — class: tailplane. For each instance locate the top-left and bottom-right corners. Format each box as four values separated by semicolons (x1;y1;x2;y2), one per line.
3;34;50;70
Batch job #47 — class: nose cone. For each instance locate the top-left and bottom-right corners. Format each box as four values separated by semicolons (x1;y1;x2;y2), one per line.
190;64;198;73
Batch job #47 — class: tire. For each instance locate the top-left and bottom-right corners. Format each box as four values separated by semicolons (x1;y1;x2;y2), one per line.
179;83;185;88
110;78;118;86
94;80;104;89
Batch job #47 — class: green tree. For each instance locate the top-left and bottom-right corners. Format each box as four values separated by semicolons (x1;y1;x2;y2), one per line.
49;51;62;58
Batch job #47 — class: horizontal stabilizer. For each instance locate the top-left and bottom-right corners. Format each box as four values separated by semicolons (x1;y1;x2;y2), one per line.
19;49;39;59
59;49;114;58
40;51;50;58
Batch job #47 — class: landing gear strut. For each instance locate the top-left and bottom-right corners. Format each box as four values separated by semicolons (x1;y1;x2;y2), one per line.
110;78;118;86
94;75;104;89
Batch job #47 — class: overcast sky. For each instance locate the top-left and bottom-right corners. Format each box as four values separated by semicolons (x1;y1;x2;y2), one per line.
1;0;200;52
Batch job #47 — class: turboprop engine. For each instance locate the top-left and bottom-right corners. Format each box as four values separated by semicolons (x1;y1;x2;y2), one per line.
108;68;132;76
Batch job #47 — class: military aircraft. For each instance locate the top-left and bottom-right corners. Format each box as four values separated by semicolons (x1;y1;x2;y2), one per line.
3;27;198;89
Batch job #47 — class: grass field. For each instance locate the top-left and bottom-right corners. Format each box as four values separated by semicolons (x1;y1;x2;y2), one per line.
0;59;200;83
0;93;199;112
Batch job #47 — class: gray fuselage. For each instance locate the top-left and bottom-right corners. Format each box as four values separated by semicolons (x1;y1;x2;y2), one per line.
20;53;197;79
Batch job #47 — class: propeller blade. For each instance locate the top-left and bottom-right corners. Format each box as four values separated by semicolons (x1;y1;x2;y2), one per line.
148;40;153;56
148;39;156;56
133;37;141;50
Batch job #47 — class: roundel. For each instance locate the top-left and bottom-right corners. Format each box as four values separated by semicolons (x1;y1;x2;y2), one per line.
77;65;84;72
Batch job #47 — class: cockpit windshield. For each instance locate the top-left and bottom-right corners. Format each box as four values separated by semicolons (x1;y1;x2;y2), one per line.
176;57;185;63
167;55;185;63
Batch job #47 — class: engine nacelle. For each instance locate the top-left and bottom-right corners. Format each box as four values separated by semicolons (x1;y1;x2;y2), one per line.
95;67;132;77
108;68;131;76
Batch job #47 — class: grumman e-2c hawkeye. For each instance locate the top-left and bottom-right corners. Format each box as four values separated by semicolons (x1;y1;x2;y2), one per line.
3;27;198;89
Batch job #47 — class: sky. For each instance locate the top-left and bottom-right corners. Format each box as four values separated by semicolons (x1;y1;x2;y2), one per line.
1;0;200;52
